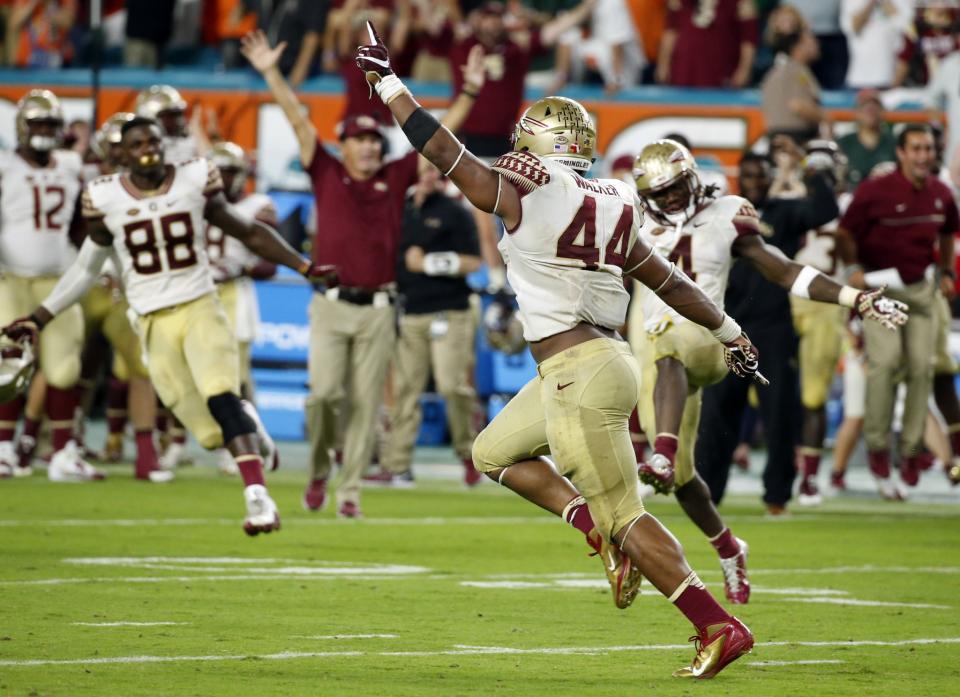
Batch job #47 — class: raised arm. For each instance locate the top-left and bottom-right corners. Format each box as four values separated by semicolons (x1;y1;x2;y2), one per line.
204;192;336;285
356;23;521;229
540;0;597;46
241;30;318;166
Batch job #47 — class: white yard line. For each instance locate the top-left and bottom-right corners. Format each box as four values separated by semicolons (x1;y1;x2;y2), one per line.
0;637;957;668
0;516;558;528
292;634;399;640
72;622;187;627
784;597;950;610
747;659;845;667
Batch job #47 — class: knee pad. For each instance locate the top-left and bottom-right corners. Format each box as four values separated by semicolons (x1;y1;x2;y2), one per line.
207;392;256;442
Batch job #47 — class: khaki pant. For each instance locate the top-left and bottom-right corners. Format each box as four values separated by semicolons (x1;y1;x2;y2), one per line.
791;296;844;409
81;283;149;380
383;309;479;474
0;274;83;388
636;319;728;488
216;279;253;396
306;293;396;506
933;291;957;375
472;337;645;542
863;278;936;456
137;293;239;449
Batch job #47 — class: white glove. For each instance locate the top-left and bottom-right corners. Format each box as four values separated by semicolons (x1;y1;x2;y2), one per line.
422;251;461;277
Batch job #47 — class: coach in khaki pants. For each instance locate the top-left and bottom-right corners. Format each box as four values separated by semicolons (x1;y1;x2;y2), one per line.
838;124;958;493
381;168;483;485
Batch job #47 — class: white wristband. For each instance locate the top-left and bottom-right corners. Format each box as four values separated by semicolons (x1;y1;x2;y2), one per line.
423;251;461;277
711;314;742;344
374;74;410;105
789;265;821;299
838;285;861;308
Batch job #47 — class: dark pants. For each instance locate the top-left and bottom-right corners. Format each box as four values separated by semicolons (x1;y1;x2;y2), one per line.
695;321;801;507
811;33;849;90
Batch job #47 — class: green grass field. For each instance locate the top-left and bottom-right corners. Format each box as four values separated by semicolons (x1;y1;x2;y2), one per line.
1;455;959;697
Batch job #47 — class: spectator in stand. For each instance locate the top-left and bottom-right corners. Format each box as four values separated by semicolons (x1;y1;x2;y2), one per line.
252;0;329;88
424;0;595;159
925;40;960;172
242;30;482;518
208;0;259;69
327;0;403;122
836;124;958;497
761;18;823;143
123;0;176;68
837;89;896;188
656;0;758;88
695;151;839;515
894;2;960;88
377;167;483;487
9;0;75;68
840;0;912;88
792;0;847;90
550;0;644;95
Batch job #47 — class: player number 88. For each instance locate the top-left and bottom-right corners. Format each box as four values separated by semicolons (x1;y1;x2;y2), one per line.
123;212;198;275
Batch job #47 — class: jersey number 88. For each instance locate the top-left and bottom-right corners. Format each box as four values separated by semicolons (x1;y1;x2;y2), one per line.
123;212;198;275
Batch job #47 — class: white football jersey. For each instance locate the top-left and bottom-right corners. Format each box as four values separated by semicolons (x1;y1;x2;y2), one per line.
164;134;199;165
794;191;852;281
0;149;83;276
82;157;223;315
637;195;760;332
491;152;642;341
205;193;276;280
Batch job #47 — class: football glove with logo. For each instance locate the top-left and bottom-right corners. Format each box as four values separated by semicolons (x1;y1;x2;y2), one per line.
723;334;768;385
854;287;908;330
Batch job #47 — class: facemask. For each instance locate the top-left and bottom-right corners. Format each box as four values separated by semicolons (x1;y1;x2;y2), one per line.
29;135;58;152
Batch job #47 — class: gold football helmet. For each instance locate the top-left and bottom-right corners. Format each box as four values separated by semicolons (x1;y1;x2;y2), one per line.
803;139;848;192
512;96;595;174
483;295;526;355
0;336;36;405
209;141;248;198
633;139;703;219
92;112;135;161
135;84;187;119
15;89;64;151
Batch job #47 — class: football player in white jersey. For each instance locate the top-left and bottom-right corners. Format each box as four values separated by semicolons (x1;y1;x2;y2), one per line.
206;141;278;475
0;89;102;482
630;140;906;604
788;140;852;505
357;24;763;679
2;116;337;535
134;85;201;164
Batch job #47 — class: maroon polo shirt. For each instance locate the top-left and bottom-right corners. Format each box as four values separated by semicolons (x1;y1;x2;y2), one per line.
667;0;757;87
840;168;959;284
430;28;543;139
306;142;419;289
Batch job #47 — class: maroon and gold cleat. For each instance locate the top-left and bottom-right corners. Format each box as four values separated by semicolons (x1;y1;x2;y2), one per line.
673;617;755;679
302;477;328;512
586;528;642;609
637;453;675;495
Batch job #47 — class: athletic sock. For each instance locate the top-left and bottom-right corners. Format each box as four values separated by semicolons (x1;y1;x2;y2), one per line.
46;385;79;452
562;495;600;552
134;430;158;476
235;453;265;486
799;447;821;478
106;378;129;435
670;571;732;632
16;416;41;465
867;449;891;479
653;433;679;465
708;527;741;559
0;395;24;441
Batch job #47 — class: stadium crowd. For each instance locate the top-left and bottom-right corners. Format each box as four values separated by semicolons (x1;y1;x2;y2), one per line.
2;0;960;681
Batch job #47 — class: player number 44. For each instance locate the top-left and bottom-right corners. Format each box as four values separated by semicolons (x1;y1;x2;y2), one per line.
556;197;632;270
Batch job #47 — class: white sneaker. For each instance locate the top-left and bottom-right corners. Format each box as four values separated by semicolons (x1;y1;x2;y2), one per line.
0;441;14;479
215;447;239;476
876;476;906;502
147;469;174;483
241;399;279;471
159;441;184;471
243;484;281;536
48;441;106;482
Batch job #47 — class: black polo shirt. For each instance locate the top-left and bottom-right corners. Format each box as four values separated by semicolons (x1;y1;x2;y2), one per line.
398;191;480;315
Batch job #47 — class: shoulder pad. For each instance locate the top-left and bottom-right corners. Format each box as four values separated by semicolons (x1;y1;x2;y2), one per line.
491;151;551;193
